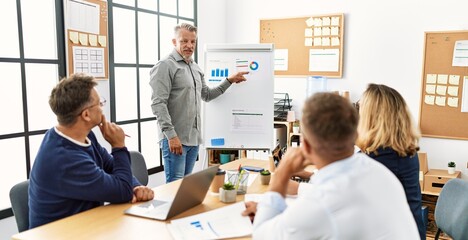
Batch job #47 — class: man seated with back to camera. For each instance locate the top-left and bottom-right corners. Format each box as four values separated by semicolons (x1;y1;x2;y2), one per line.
29;74;154;229
242;93;419;239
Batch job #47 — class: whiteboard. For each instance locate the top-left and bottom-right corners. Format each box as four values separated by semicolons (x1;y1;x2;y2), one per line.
203;44;274;150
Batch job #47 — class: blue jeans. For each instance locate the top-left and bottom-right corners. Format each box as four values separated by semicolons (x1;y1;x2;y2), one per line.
161;138;199;183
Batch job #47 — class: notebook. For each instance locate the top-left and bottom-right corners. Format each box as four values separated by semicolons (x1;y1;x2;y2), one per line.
124;165;219;220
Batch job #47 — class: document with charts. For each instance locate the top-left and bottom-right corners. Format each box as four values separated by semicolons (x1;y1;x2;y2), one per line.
167;202;252;240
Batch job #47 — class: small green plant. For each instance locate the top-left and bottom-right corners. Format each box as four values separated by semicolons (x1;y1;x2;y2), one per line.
448;161;456;167
293;121;300;127
260;169;271;176
222;182;235;190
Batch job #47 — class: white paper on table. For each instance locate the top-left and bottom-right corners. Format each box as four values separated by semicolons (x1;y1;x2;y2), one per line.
167;202;252;240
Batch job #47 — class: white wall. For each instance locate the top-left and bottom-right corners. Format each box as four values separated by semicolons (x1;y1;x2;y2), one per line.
199;0;468;178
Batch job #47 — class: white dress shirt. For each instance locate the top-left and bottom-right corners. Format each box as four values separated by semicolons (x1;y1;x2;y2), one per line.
253;153;419;240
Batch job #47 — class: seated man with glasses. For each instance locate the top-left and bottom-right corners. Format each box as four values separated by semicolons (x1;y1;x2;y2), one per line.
29;74;154;229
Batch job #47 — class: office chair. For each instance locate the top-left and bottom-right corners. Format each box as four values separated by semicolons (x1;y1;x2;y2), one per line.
129;151;149;186
434;178;468;240
9;180;30;232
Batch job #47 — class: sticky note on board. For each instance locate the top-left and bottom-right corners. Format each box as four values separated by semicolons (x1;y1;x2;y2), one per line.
426;74;437;84
436;85;447;95
89;34;98;46
447;97;458;107
331;17;340;26
305;17;314;27
79;33;88;46
425;84;436;94
322;17;331;26
98;35;107;47
447;86;459;96
424;95;435;105
211;138;225;146
435;96;446;106
437;74;448;84
69;31;79;44
449;75;460;85
331;27;339;35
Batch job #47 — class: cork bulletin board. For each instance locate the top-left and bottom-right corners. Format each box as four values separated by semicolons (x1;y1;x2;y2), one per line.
260;13;344;78
65;0;109;80
419;31;468;140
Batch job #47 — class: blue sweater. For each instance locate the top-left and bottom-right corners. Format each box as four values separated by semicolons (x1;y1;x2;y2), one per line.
29;128;140;228
368;147;425;240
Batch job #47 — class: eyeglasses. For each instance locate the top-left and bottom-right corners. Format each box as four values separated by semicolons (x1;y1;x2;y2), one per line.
77;97;106;116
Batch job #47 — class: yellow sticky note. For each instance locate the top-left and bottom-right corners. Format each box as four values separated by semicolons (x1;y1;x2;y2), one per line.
447;86;458;96
447;97;458;107
436;85;447;95
424;95;435;105
305;17;314;27
331;27;339;35
69;31;79;44
449;75;460;85
89;34;98;46
331;17;340;26
425;84;436;94
322;37;330;46
331;37;340;46
305;38;313;47
79;33;88;46
322;27;331;36
313;37;322;46
322;17;331;26
426;74;437;84
437;74;448;84
98;36;107;47
435;96;446;106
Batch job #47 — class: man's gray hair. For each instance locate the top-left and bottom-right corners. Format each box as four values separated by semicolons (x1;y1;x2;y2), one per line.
174;22;197;36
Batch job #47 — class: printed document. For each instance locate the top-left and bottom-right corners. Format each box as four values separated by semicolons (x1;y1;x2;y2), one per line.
167;202;252;240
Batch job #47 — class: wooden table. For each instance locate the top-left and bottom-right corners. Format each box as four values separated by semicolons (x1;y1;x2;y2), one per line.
12;159;269;240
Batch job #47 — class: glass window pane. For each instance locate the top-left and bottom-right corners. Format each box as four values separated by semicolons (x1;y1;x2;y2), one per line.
137;0;157;11
21;0;57;59
115;67;137;121
113;0;135;7
120;123;138;151
139;68;154;118
0;137;27;210
159;16;177;59
113;7;136;64
179;0;194;19
0;63;24;135
0;0;20;58
141;121;160;168
159;0;176;15
29;134;45;170
138;12;158;64
26;63;58;131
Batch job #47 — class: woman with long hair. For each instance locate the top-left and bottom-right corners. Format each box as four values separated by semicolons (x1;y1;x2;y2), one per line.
356;83;425;239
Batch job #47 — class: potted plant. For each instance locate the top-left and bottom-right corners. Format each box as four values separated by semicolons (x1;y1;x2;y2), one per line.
260;169;271;185
448;161;456;174
219;182;237;203
292;121;300;134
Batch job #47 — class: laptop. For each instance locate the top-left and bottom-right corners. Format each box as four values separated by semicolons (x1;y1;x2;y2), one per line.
124;165;219;220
